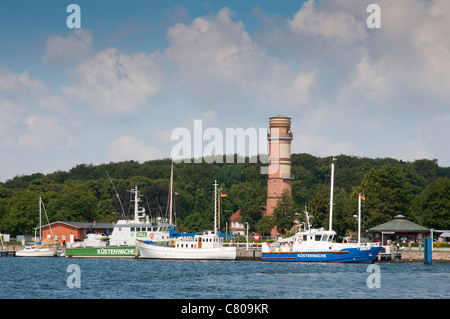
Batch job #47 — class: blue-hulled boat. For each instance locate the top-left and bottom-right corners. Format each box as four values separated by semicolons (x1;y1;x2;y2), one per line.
261;226;382;262
262;161;382;263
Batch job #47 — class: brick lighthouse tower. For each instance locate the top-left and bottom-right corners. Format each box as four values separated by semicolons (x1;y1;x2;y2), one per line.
266;116;294;234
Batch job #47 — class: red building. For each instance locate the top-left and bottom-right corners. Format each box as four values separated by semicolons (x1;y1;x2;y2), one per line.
41;221;114;244
230;206;267;236
229;210;246;236
228;116;295;237
266;116;294;236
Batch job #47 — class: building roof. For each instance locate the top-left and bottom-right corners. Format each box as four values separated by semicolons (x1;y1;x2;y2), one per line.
367;215;429;233
230;210;242;222
230;206;267;223
42;221;115;230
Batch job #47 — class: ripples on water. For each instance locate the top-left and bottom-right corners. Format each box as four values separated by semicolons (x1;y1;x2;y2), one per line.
0;258;448;299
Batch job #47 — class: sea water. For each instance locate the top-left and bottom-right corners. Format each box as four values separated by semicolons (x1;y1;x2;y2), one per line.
0;257;448;299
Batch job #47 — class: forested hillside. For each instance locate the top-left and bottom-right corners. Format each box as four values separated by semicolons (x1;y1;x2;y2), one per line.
1;154;449;237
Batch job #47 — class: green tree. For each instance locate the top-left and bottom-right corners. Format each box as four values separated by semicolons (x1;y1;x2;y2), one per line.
47;182;98;222
178;212;210;233
229;181;266;232
332;189;355;237
307;186;330;230
0;190;41;235
360;165;412;229
412;177;450;229
255;214;275;236
271;189;298;235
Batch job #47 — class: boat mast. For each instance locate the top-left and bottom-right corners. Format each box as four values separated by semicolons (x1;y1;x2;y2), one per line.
304;205;311;232
105;169;125;218
358;194;362;244
133;186;139;223
329;161;335;231
39;197;42;242
214;180;218;235
169;161;174;226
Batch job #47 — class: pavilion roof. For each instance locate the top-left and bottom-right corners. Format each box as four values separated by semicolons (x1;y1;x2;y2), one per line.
367;215;429;233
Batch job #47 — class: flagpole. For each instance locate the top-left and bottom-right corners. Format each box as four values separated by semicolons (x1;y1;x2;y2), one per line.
214;180;218;235
358;194;362;244
169;161;173;226
218;187;222;233
329;161;335;231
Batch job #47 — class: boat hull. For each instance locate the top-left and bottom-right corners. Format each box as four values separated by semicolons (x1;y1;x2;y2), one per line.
136;240;236;260
262;246;382;263
15;248;56;257
65;246;137;258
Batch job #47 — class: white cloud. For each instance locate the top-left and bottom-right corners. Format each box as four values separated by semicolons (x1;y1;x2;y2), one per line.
108;135;165;163
61;48;166;115
0;63;68;151
346;51;393;103
3;0;450;182
0;98;23;137
0;64;45;93
342;0;450;111
288;0;367;44
165;7;316;112
41;29;94;65
15;115;65;151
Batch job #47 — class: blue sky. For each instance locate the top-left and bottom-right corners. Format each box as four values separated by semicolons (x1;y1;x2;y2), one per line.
1;0;449;181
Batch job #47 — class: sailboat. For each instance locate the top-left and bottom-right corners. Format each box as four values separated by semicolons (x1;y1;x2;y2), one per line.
136;178;236;260
16;197;63;257
261;161;382;263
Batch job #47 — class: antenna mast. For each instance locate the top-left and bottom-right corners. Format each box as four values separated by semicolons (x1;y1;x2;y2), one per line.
105;170;125;218
214;180;218;235
169;162;174;226
329;161;335;231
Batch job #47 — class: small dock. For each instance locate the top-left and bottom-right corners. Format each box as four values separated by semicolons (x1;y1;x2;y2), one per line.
236;247;261;260
0;246;20;256
377;245;450;263
380;250;450;263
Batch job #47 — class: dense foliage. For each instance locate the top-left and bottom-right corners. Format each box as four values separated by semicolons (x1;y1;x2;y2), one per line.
0;154;449;237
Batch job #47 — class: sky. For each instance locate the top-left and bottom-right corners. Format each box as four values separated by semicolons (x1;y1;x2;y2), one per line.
0;0;449;182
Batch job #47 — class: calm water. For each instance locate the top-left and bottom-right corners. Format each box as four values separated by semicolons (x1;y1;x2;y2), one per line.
0;257;448;299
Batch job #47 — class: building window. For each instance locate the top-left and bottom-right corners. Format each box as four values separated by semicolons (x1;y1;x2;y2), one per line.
274;180;276;186
62;234;66;241
274;192;276;197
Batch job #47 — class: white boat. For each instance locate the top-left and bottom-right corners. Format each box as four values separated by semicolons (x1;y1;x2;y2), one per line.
137;180;236;260
65;165;177;258
65;185;171;258
262;161;382;263
16;197;64;257
107;186;171;247
15;245;55;257
136;230;236;260
68;230;109;248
